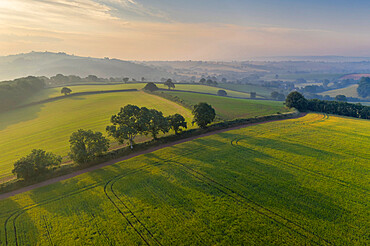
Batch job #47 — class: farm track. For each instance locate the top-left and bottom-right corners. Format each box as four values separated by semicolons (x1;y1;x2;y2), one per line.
1;113;309;245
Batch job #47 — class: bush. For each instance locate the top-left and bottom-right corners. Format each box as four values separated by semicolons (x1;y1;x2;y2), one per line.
12;149;62;180
217;90;227;96
143;82;159;92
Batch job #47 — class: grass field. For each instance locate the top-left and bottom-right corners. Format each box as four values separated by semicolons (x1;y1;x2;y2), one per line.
0;113;368;245
0;91;193;179
162;91;289;120
262;73;344;81
23;83;251;106
216;83;273;97
318;84;365;99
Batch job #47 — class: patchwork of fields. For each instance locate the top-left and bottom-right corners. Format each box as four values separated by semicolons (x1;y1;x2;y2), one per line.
162;91;289;120
1;114;368;245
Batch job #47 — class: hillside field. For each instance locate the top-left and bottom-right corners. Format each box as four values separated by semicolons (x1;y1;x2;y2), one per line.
22;83;251;106
0;91;193;180
0;114;368;245
216;83;274;97
162;91;289;120
318;84;365;99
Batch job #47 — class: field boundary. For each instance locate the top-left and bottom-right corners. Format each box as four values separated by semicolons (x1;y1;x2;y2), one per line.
0;111;302;200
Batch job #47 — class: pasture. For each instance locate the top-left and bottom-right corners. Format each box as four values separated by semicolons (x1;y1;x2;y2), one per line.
0;113;368;245
0;91;193;179
162;91;289;120
22;83;251;106
216;83;273;97
318;84;363;99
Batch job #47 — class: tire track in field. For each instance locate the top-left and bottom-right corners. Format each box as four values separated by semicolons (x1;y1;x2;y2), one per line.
3;168;148;246
169;159;333;246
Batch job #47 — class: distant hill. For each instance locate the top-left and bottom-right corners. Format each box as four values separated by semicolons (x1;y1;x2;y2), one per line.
251;56;370;62
0;52;171;81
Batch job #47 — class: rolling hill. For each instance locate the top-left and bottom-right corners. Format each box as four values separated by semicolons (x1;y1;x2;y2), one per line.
0;52;171;81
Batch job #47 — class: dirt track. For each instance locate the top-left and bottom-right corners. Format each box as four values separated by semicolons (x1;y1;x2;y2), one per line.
0;113;305;200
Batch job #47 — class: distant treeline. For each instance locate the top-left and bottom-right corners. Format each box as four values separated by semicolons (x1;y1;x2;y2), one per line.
0;76;45;111
307;99;369;119
286;92;369;119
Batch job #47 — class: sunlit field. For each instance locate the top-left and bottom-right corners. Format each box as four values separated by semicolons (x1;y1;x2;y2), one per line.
0;114;368;245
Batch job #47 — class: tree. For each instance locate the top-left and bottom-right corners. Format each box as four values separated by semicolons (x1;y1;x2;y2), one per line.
164;79;175;90
357;77;370;98
143;82;159;92
146;108;170;139
206;79;214;85
12;149;62;180
323;79;330;88
87;75;98;82
69;129;109;164
217;90;227;96
61;87;72;96
106;105;149;149
192;102;216;128
271;91;279;99
141;77;145;82
250;92;256;99
199;78;206;84
335;95;347;102
123;77;129;83
285;91;308;111
167;114;187;134
221;78;227;83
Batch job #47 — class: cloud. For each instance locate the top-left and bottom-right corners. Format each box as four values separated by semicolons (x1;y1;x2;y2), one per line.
1;0;370;59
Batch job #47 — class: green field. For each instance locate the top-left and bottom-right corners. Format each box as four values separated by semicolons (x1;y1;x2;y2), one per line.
318;84;365;99
162;91;289;120
0;114;368;245
262;73;344;82
0;91;193;180
22;83;251;106
216;83;274;97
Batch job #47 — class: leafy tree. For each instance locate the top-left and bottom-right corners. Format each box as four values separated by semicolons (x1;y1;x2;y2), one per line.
217;90;227;96
167;114;187;134
106;105;149;149
164;79;175;90
141;77;145;82
276;93;286;101
61;87;72;96
143;82;159;92
357;77;370;98
271;91;279;99
123;77;129;83
51;74;69;84
221;78;227;83
206;79;214;85
87;75;98;82
199;78;206;84
285;91;308;111
335;95;347;102
146;109;170;139
69;129;109;164
250;92;256;99
192;102;216;128
12;149;62;180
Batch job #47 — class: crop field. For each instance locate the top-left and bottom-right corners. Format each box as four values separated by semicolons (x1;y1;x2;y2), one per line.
162;91;289;120
0;113;368;245
23;83;251;106
0;91;193;179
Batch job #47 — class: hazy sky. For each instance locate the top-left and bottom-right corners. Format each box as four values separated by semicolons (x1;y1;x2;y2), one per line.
1;0;370;60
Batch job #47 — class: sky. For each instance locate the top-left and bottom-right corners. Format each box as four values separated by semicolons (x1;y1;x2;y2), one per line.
1;0;370;60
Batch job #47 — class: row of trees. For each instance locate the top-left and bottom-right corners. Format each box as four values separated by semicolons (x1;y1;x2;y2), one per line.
0;76;45;111
12;102;216;180
357;77;370;98
285;91;370;119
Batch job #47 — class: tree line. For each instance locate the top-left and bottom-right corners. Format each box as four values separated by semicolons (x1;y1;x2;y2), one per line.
12;102;216;181
0;76;45;111
285;91;370;119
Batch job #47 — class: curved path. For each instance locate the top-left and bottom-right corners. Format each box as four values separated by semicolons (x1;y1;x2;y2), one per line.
0;113;306;200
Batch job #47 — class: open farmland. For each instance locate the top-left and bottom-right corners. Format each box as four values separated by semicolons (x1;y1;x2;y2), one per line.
216;83;273;98
0;91;193;180
22;83;251;106
318;84;365;99
0;113;368;245
162;91;289;120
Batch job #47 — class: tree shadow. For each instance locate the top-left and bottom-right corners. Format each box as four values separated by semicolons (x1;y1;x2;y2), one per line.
0;103;44;131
